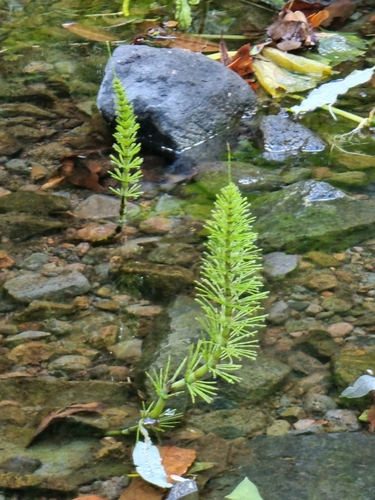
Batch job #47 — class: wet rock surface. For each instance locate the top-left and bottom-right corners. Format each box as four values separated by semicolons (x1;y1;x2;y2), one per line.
97;45;256;166
206;433;375;500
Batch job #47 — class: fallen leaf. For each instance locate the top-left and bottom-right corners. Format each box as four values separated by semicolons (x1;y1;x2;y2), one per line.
133;439;171;489
267;10;317;51
262;47;331;76
319;0;356;28
71;496;109;500
62;22;118;43
119;477;164;500
227;44;253;79
253;58;321;96
225;477;264;500
42;154;109;191
158;445;196;482
367;405;375;432
133;26;219;53
290;66;375;114
27;402;104;447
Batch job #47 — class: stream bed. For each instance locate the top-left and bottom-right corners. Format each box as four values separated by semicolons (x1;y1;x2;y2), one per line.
1;1;375;499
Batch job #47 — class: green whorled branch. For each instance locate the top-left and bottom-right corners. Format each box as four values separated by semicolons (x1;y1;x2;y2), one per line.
143;181;268;424
109;74;143;227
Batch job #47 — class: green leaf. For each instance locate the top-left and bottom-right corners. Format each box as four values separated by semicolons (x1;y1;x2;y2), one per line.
290;66;375;114
263;47;332;76
317;32;367;66
225;477;264;500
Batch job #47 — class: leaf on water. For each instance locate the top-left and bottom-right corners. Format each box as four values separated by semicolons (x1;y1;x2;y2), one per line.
158;446;196;481
27;402;104;447
290;66;375;114
341;374;375;398
225;477;264;500
61;23;118;43
133;439;172;489
263;47;331;76
316;32;368;66
253;59;321;97
119;477;165;500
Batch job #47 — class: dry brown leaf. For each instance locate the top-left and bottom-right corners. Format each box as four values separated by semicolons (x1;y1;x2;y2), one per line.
62;22;118;43
27;402;104;447
119;477;165;500
320;0;357;28
367;404;375;433
72;496;109;500
283;0;356;28
227;44;253;78
133;27;219;53
267;10;317;51
158;445;196;482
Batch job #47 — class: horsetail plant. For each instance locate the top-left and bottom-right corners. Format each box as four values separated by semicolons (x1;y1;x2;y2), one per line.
145;178;268;421
109;72;143;229
109;168;268;443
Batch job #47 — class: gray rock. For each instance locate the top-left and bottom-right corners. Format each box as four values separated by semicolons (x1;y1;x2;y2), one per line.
22;252;50;270
252;180;375;252
0;212;66;240
5;330;51;346
73;194;139;219
0;191;70;214
48;355;92;373
188;407;270;439
5;159;30;174
267;300;290;324
206;433;375;500
263;252;298;279
303;392;337;417
260;115;325;161
3;270;91;303
166;479;198;500
218;355;292;404
97;45;256;166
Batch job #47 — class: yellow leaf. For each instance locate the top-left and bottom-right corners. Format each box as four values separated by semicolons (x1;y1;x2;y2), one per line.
253;59;321;96
263;47;332;76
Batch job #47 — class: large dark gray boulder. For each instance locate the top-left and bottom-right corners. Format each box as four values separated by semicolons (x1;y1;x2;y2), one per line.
97;45;256;168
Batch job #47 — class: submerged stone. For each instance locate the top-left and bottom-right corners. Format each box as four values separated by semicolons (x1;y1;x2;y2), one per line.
260;115;325;161
4;271;91;303
252;180;375;252
0;191;70;214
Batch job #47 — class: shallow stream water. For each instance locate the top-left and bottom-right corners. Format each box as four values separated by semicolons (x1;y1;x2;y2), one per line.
1;1;375;499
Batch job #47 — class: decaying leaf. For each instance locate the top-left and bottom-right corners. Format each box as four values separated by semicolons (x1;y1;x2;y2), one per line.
290;66;375;114
132;26;219;53
253;58;321;97
72;496;109;500
158;445;196;482
367;405;375;433
283;0;356;28
225;477;264;500
42;154;110;191
267;10;317;51
62;22;118;43
119;477;165;500
27;402;104;447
